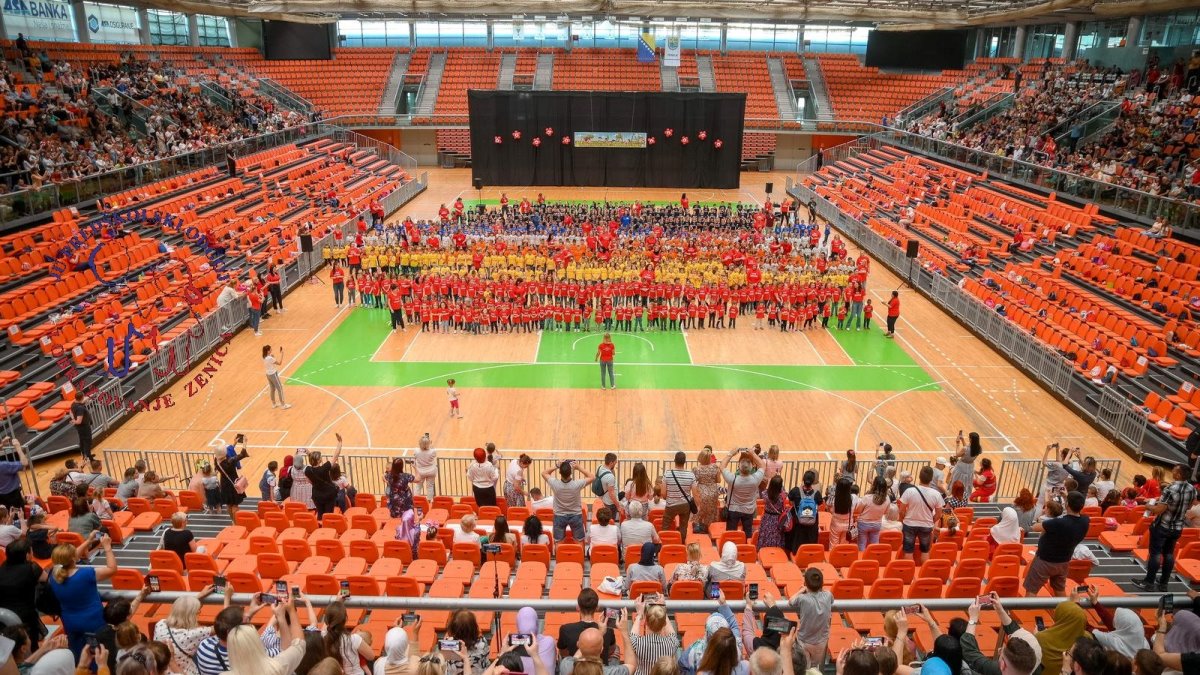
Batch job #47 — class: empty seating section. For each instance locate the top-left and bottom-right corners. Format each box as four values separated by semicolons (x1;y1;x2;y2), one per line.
437;129;472;155
742;133;776;162
433;49;503;123
553;48;660;91
211;48;397;115
710;53;774;126
814;52;972;126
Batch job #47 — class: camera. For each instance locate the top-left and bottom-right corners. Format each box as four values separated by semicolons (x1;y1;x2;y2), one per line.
439;639;463;652
213;576;226;593
145;575;161;592
863;637;885;647
260;593;279;606
508;634;533;647
483;544;502;555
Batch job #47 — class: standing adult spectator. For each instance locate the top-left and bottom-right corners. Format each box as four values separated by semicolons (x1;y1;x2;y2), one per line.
1134;464;1197;592
788;569;832;667
0;437;29;509
762;447;784;486
1065;457;1099;496
949;433;980;494
542;461;594;543
897;466;945;565
0;540;48;651
722;449;765;537
1026;491;1090;596
827;479;857;547
161;512;197;567
885;291;900;338
289;450;313;511
597;453;622;522
385;458;415;517
466;448;499;507
412;434;437;502
787;472;823;549
264;265;285;315
693;448;723;533
48;535;117;657
661;452;696;537
756;476;787;550
304;437;344;521
71;393;94;462
855;477;892;550
597;333;617;390
217;442;251;520
505;454;532;508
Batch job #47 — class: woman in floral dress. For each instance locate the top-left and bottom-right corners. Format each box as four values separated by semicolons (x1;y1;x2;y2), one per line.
288;449;314;510
385;457;415;517
693;447;723;532
756;476;786;549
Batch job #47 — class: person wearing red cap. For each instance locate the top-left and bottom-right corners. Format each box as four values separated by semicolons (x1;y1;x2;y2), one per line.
467;447;499;507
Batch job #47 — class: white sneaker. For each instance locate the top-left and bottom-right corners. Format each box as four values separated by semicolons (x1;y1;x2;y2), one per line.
272;402;280;408
255;331;262;336
282;403;293;409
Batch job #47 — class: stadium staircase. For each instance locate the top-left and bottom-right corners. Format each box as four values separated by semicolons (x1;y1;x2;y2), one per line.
533;52;555;90
767;57;799;122
695;55;716;92
498;52;517;90
801;55;833;121
414;52;447;117
661;62;679;92
379;51;412;114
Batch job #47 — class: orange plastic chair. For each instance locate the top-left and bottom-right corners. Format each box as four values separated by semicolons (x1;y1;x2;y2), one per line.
451;543;481;568
669;580;704;599
862;544;892;567
867;578;904;599
591;545;620;566
847;560;880;585
417;541;447;566
315;539;346;562
982;576;1020;597
321;513;348;534
629;581;663;599
794;545;825;568
945;577;982;597
281;539;313;563
918;559;952;581
907;577;944;599
881;559;915;584
522;545;550;567
828;544;859;569
556;544;585;565
149;551;184;574
954;559;987;580
831;578;864;599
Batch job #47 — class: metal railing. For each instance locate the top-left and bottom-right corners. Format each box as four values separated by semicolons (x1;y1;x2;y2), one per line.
785;176;1152;457
954;92;1013;132
994;458;1122;502
1052;99;1122;147
896;86;954;126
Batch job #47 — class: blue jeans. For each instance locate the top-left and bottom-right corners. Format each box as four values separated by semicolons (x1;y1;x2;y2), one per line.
600;361;615;388
249;308;261;332
856;521;881;550
553;513;585;542
1144;524;1184;584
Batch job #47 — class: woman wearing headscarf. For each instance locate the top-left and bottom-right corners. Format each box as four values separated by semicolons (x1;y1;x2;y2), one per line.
627;544;666;588
373;620;420;675
708;542;746;583
987;507;1022;555
385;458;415;518
465;448;499;507
516;608;556;675
1163;607;1200;655
394;510;419;557
1092;606;1149;659
1035;600;1089;675
276;455;294;502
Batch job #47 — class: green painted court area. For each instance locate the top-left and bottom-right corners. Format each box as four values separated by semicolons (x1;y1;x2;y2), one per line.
291;310;940;392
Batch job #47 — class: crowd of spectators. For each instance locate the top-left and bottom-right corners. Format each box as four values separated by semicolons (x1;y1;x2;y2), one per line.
0;49;308;195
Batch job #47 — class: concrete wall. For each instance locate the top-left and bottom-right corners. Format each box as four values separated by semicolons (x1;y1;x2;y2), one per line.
773;134;814;170
398;128;439;165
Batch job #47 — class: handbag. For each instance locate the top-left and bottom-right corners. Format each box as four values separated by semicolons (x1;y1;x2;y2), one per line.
216;462;248;495
847;506;858;541
670;470;697;515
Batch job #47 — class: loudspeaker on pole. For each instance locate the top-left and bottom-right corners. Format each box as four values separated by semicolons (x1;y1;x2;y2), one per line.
300;235;314;253
906;240;920;259
473;178;484;191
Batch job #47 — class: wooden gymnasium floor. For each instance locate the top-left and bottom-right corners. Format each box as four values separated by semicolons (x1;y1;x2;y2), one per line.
33;169;1143;489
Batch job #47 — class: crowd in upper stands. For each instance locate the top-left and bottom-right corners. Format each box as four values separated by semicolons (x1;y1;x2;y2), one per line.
1;45;308;193
0;435;1191;675
905;53;1200;202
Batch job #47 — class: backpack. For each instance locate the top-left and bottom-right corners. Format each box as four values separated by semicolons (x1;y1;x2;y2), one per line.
781;505;798;534
797;489;819;526
592;468;611;498
258;469;272;495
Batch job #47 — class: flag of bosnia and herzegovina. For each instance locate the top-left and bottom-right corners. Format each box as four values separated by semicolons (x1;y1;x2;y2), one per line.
637;33;656;63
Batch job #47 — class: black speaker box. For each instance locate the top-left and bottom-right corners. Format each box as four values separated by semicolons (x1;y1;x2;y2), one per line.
906;240;920;259
765;182;773;194
300;235;313;253
473;178;484;191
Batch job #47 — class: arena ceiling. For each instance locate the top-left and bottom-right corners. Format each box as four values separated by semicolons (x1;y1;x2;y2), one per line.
140;0;1197;29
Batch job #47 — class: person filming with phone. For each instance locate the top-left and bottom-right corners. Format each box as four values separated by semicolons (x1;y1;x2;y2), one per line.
1134;463;1197;592
47;532;117;657
628;595;678;675
959;592;1041;675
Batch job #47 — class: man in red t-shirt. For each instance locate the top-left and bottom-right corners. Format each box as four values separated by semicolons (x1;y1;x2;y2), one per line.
387;285;406;331
886;291;900;338
596;333;616;390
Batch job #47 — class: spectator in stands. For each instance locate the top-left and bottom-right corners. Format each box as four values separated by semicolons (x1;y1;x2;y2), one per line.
304;441;343;521
625;463;656;512
661;452;696;537
385;458;415;518
597;453;622;521
454;515;481;547
0;437;29;509
375;620;418;675
153;587;220;675
0;539;47;651
1155;607;1200;671
891;608;951;674
543;461;594;544
558;590;615;662
836;647;878;675
897;466;944;565
669;543;709;590
629;598;677;675
971;458;997;502
621;502;662;550
988;507;1022;555
466;448;500;508
855;477;892;550
505;454;532;508
0;507;26;548
49;535;117;657
628;544;666;588
709;542;747;583
723;449;765;538
693;449;723;533
827;479;857;547
136;471;169;500
788;569;831;667
756;477;786;551
1085;588;1148;658
945;481;969;510
225;605;306;675
49;468;74;499
564;622;637;675
787;473;822;549
836;450;858;486
66;498;100;538
521;516;550;549
950;432;981;492
515;607;557;675
413;434;438;502
1013;489;1038;532
77;460;116;493
1036;597;1090;675
1065;456;1098;495
160;512;197;567
589;507;621;554
1134;464;1197;592
320;601;372;675
960;592;1040;675
217;443;251;520
71;392;94;462
1027;491;1090;596
1094;469;1116;503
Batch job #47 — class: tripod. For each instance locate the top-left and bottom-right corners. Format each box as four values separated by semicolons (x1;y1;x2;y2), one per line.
485;545;504;653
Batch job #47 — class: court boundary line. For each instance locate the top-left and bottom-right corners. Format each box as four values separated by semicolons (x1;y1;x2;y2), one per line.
569;332;656;352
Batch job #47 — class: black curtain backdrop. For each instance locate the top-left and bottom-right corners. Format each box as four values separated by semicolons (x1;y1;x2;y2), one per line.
469;90;745;189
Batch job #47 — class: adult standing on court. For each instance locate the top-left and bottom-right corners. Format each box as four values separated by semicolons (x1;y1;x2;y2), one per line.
466;447;499;507
1133;464;1197;592
541;460;594;543
885;290;901;338
1025;491;1089;596
71;393;94;461
265;265;284;314
661;451;696;537
597;333;616;390
263;345;292;409
897;466;944;565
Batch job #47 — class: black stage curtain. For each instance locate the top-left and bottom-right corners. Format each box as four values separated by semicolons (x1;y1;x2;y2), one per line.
469;90;745;189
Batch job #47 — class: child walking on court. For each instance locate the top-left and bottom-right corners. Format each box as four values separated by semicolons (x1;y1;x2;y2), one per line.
447;379;462;419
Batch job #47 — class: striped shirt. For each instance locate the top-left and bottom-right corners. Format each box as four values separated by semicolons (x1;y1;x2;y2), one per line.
1157;480;1198;531
195;627;280;675
629;633;681;675
662;469;695;507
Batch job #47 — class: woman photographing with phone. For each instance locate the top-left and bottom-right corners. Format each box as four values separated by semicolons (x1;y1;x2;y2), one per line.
263;345;292;410
48;533;118;657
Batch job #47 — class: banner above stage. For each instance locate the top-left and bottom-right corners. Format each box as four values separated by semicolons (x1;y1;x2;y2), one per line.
574;131;648;149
